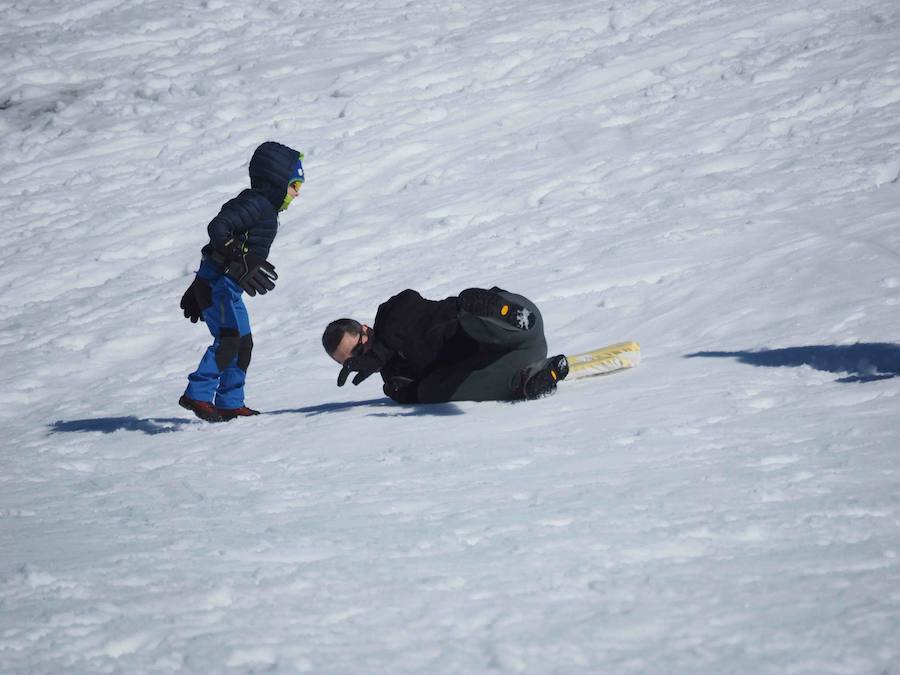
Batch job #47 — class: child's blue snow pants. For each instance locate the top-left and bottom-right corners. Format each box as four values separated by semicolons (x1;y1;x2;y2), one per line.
184;259;253;410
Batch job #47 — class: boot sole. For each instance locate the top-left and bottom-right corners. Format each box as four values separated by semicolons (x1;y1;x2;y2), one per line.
550;354;569;381
458;288;535;330
523;355;569;399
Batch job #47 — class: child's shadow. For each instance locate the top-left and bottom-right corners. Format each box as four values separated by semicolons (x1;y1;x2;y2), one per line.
686;343;900;382
50;417;193;435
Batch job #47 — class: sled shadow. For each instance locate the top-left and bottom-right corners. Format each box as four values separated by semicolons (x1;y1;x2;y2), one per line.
267;398;464;417
686;343;900;382
50;417;193;435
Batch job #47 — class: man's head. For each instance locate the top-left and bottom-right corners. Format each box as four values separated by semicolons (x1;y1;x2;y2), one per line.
322;319;372;364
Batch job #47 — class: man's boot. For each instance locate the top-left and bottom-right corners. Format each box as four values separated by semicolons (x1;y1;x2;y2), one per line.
516;354;569;399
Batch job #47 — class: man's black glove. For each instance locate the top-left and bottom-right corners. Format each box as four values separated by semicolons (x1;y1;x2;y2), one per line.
179;277;212;323
337;340;394;387
221;240;277;297
384;376;418;404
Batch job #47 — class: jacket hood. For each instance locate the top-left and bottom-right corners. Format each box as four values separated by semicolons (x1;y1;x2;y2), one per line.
248;141;303;209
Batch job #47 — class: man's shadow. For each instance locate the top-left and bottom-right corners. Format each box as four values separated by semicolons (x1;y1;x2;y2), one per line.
49;417;193;435
687;343;900;382
267;398;464;417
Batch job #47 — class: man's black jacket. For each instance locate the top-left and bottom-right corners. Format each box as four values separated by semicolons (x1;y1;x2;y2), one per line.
373;289;481;401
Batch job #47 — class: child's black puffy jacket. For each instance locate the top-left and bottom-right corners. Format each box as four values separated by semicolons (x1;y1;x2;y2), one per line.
202;141;301;260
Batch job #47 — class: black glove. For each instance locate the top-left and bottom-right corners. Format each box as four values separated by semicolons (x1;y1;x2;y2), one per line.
384;376;418;404
337;340;394;386
221;240;277;297
179;277;212;323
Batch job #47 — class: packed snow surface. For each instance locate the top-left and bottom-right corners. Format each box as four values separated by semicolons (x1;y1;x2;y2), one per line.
2;0;899;672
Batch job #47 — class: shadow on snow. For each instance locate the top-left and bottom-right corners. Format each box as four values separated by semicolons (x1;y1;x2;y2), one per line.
686;343;900;382
267;397;464;417
50;417;192;435
49;399;463;435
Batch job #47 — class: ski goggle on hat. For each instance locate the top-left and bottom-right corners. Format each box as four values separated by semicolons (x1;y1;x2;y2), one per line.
291;152;305;185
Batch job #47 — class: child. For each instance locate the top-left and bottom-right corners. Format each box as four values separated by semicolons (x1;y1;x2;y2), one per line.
178;141;304;422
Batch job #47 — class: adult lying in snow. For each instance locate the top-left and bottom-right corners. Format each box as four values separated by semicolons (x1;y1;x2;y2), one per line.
322;287;569;403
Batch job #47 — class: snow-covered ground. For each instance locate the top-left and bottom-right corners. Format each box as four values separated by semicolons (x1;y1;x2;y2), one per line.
2;0;899;671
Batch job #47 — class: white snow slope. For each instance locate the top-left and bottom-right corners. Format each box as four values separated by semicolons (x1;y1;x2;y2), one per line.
2;0;899;672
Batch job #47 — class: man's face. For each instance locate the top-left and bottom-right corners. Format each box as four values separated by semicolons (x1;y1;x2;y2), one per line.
331;325;372;364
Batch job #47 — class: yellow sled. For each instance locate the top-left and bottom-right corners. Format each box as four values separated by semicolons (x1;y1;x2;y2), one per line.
565;341;641;380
